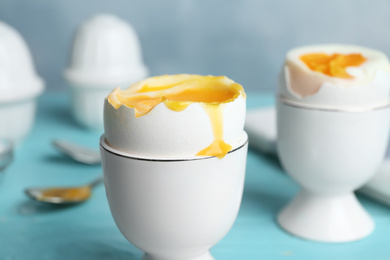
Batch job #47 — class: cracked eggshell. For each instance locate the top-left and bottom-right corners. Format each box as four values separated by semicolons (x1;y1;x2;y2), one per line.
103;95;246;158
279;44;390;110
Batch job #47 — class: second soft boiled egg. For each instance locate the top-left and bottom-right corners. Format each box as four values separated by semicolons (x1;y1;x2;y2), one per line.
104;74;246;159
279;44;390;110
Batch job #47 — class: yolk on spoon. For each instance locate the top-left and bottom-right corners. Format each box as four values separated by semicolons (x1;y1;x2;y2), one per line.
300;53;366;78
107;74;246;158
39;187;91;202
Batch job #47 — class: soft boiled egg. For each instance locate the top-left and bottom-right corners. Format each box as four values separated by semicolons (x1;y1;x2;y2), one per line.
279;44;390;110
104;74;246;159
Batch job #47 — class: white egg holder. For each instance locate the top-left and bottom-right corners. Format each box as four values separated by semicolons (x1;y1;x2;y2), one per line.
276;96;390;242
0;138;13;174
100;133;248;260
64;14;148;130
66;76;149;130
0;22;44;145
0;98;38;146
68;82;119;130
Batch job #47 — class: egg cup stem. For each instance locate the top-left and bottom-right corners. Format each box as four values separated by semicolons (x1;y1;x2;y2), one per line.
278;190;374;242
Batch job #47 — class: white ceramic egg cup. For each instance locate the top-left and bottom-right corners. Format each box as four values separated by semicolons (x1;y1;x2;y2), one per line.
0;138;13;183
0;98;37;145
276;96;390;242
69;84;116;130
100;133;248;260
64;14;148;130
0;22;44;144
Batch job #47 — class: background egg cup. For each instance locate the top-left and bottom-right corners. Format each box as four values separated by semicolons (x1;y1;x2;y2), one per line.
0;98;38;145
64;14;148;130
100;133;248;260
0;138;13;184
0;22;44;144
68;83;123;130
276;96;390;242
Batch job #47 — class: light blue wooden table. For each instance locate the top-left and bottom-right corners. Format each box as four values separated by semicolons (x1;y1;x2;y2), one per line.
0;92;389;259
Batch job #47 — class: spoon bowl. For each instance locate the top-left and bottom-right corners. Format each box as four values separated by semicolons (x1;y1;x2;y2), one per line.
52;139;101;165
25;176;103;205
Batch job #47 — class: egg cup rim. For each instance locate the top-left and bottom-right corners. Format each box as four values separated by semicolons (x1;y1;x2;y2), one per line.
0;87;44;105
278;95;390;113
63;65;149;87
100;132;248;162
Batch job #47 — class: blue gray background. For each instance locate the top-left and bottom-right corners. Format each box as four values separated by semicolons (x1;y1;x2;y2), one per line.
1;0;389;92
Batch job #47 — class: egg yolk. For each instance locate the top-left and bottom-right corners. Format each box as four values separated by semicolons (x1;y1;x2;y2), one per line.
39;187;91;202
108;74;246;158
300;53;366;78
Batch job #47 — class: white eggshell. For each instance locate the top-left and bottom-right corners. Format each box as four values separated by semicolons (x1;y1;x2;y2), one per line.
279;44;390;110
104;95;246;158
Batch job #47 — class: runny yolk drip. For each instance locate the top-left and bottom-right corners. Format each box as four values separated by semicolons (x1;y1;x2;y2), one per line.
300;53;366;78
107;74;246;158
196;103;232;159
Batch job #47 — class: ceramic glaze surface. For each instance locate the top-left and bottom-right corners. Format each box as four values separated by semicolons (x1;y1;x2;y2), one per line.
0;22;44;102
277;191;374;242
70;84;112;130
277;100;390;194
0;138;12;184
0;99;36;145
100;133;248;260
0;21;44;144
64;14;148;86
276;99;390;242
64;14;148;130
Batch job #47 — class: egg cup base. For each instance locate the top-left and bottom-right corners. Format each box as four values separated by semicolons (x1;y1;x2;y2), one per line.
142;251;214;260
277;191;374;243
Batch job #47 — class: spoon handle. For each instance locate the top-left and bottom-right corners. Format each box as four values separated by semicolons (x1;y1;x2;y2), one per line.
89;176;104;188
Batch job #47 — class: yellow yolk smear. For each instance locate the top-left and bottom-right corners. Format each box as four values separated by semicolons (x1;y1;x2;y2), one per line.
300;53;367;78
107;74;246;159
39;187;91;202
